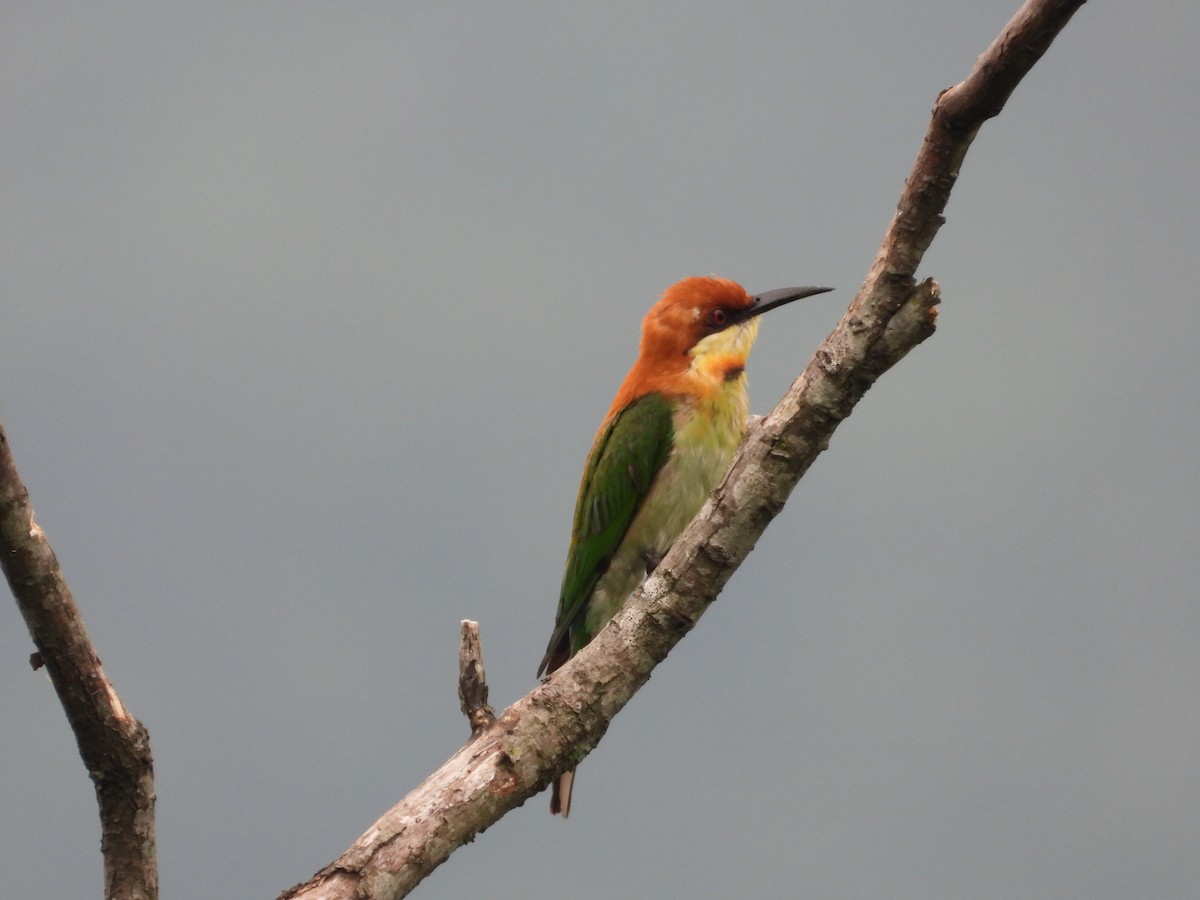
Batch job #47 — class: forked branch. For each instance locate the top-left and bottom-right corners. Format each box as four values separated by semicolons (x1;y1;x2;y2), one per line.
279;2;1087;898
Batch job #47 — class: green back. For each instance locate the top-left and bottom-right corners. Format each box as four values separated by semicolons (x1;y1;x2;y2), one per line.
538;392;674;676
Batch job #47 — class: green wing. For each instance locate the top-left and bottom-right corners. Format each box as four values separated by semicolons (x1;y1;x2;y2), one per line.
538;392;674;676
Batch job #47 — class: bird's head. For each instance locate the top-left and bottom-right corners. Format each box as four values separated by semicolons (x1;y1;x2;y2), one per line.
638;276;832;374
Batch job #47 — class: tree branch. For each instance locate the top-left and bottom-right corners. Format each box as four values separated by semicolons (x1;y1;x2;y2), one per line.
279;2;1087;898
0;421;157;900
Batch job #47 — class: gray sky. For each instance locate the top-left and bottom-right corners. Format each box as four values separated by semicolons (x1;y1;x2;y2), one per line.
3;3;1198;898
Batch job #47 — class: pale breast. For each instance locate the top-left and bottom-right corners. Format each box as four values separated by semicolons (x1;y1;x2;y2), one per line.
583;381;748;634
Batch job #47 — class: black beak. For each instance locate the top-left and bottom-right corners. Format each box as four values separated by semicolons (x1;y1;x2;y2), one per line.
743;285;834;320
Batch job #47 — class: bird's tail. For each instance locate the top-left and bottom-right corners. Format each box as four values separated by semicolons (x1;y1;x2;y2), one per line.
550;770;575;817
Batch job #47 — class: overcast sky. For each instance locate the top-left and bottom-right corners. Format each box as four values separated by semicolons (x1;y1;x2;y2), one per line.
3;3;1198;898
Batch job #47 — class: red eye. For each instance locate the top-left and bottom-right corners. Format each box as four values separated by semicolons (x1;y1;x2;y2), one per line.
708;308;728;328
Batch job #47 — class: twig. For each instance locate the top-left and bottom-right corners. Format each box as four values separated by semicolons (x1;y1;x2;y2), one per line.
458;620;495;735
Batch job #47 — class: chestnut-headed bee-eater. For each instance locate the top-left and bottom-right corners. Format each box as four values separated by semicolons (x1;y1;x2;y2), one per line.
538;275;831;816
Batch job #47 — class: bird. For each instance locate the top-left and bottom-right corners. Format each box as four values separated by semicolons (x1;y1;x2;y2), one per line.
537;275;831;816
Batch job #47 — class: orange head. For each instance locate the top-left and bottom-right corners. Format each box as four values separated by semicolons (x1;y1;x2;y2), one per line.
606;276;832;417
634;275;831;376
639;277;756;363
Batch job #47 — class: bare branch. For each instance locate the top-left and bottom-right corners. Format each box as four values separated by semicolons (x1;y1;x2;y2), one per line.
458;620;495;735
279;2;1087;898
872;0;1087;285
0;421;157;900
